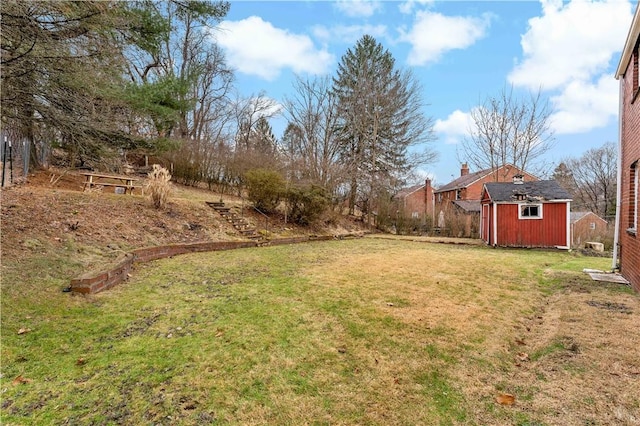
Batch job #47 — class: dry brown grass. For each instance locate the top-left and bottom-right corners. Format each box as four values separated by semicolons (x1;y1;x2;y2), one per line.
146;164;172;209
300;241;640;425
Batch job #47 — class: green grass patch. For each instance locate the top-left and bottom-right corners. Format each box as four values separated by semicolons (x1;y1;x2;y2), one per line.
1;239;630;425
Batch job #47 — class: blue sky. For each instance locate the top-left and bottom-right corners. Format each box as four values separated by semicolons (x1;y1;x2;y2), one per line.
212;0;636;186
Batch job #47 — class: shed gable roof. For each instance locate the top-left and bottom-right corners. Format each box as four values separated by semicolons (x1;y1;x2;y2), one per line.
484;180;572;203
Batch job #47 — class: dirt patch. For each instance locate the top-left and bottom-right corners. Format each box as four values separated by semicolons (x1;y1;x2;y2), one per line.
493;276;640;426
586;300;633;314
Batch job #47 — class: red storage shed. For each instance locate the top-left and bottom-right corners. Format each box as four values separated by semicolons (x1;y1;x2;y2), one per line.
481;179;572;249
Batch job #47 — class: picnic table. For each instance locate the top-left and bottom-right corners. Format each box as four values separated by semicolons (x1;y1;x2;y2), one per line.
81;172;142;195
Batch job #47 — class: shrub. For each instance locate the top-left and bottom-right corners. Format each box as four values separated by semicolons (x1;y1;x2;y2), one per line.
285;185;329;225
244;168;284;213
146;164;172;209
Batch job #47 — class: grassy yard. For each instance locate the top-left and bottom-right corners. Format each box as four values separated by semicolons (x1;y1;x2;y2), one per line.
2;238;638;425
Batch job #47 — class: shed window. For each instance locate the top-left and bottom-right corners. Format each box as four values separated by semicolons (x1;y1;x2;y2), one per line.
519;203;542;219
589;222;596;230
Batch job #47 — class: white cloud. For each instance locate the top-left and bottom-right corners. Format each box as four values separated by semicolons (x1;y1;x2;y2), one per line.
334;0;382;18
398;0;434;15
434;109;473;144
549;75;619;134
400;11;492;66
214;17;334;80
508;0;633;91
312;23;388;45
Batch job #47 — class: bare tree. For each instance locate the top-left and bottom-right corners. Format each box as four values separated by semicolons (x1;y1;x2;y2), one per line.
562;142;617;218
231;92;281;150
123;1;231;141
283;75;344;193
460;86;554;174
223;94;282;190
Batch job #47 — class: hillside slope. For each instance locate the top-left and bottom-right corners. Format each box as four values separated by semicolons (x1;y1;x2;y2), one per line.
1;169;364;272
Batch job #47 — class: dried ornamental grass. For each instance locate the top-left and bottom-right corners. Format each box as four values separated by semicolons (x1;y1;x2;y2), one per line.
146;164;172;209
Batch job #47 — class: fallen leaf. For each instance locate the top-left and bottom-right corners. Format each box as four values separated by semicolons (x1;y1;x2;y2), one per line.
12;375;32;385
76;357;86;366
515;338;526;345
496;393;515;405
17;328;31;335
516;352;529;362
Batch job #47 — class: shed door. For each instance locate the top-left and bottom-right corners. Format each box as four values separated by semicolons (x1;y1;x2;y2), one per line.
482;204;490;244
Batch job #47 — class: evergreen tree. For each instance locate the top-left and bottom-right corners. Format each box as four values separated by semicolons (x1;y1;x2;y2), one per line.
332;35;436;218
1;1;141;166
251;116;277;156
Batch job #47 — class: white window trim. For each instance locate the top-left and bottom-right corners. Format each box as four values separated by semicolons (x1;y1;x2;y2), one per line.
519;203;543;220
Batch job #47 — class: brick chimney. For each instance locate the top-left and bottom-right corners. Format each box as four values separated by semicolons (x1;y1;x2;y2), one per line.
461;163;469;177
425;179;434;218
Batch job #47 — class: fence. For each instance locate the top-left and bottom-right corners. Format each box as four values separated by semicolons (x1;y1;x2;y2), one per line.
1;129;30;187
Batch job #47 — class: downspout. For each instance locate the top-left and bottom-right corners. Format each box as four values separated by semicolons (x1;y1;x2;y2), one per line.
612;77;623;271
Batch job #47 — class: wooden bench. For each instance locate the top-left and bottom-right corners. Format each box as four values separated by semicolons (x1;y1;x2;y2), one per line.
81;172;142;195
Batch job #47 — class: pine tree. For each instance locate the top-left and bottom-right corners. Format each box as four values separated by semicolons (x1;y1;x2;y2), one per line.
332;35;435;218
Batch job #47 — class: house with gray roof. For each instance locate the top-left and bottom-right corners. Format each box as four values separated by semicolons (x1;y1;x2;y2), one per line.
433;163;537;237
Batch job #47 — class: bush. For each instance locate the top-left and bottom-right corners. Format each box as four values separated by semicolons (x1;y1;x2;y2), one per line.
244;169;284;213
285;185;329;225
146;164;172;209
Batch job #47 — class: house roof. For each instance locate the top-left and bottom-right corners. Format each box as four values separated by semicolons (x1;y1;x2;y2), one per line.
395;183;423;199
615;3;640;79
453;200;481;213
434;163;529;193
483;180;572;203
570;211;607;224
